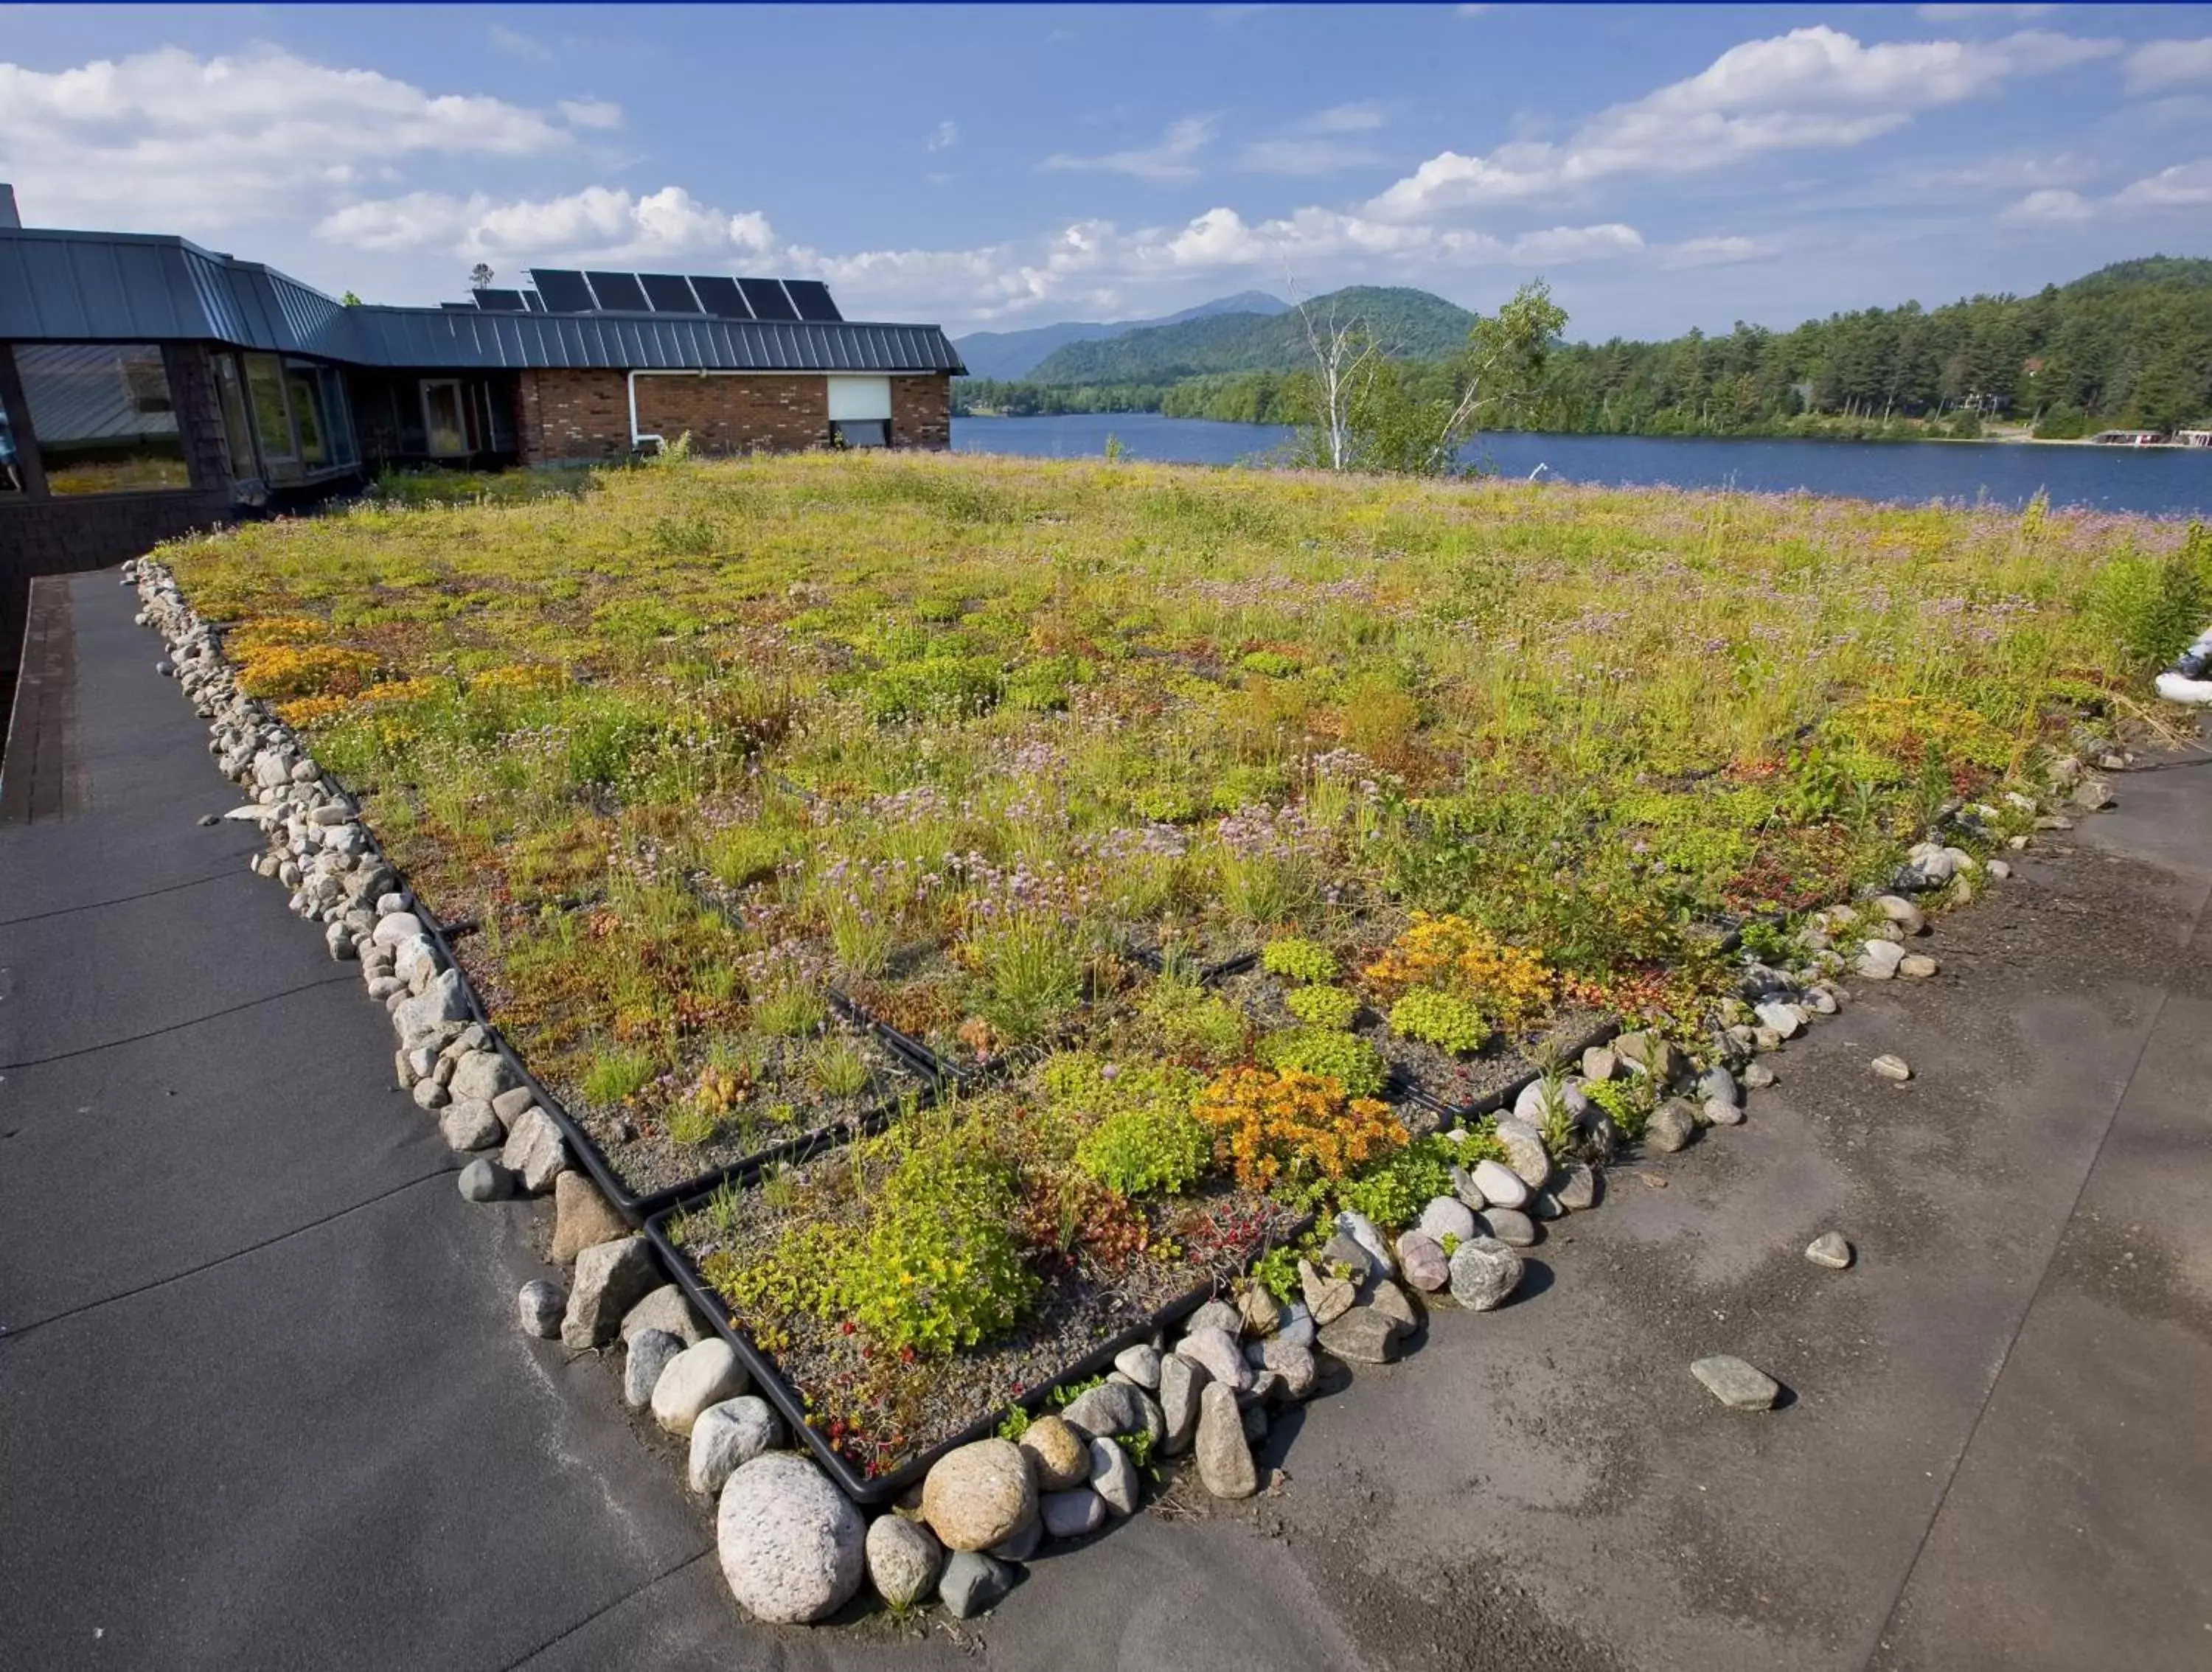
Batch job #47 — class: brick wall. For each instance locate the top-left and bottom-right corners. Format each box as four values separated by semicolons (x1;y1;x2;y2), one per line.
515;369;630;464
891;375;951;450
515;370;955;463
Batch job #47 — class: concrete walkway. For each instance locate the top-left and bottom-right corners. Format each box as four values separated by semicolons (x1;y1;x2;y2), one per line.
4;569;2210;1671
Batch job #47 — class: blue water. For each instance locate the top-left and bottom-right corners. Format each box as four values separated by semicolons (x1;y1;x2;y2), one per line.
952;413;2212;518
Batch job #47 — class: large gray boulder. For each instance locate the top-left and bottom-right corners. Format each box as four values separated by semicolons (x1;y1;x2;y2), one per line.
1194;1382;1258;1499
1060;1379;1159;1446
560;1236;658;1350
688;1396;783;1494
865;1514;942;1610
1158;1354;1207;1456
448;1049;517;1104
717;1454;865;1625
624;1328;684;1409
921;1438;1034;1553
1446;1237;1524;1312
500;1105;571;1195
394;968;467;1045
652;1338;748;1435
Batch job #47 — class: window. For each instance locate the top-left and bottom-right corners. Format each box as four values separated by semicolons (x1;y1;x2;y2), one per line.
245;353;301;482
285;360;357;472
0;375;22;494
421;380;468;457
288;363;328;467
828;376;892;449
212;355;260;481
13;343;190;495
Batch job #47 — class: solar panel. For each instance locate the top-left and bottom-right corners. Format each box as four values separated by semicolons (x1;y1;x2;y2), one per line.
639;273;702;314
520;291;545;313
472;289;527;312
688;275;749;318
585;271;651;312
737;277;799;322
531;268;597;312
783;279;841;323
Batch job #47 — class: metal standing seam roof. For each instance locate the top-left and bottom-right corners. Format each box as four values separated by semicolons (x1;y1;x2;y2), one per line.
0;227;965;375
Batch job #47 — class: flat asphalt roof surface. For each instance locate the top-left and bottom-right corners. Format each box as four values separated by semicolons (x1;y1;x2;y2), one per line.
4;569;2209;1671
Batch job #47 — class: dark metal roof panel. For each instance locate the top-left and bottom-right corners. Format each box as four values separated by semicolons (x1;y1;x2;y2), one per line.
1;229;964;375
344;307;963;373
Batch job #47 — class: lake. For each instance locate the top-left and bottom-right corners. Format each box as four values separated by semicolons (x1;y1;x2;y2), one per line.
952;413;2212;518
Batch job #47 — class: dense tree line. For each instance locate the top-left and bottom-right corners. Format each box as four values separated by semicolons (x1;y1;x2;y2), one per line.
956;257;2212;439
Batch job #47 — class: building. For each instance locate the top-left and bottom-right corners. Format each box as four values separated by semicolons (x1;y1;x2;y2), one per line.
0;184;964;693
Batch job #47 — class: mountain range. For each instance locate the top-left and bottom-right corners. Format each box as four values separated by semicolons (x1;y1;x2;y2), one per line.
953;290;1287;380
968;287;1478;386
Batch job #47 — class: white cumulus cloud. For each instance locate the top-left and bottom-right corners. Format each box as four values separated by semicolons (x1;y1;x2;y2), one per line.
1368;25;2118;219
0;46;608;232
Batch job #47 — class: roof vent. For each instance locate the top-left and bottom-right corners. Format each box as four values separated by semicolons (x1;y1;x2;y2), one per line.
0;184;21;230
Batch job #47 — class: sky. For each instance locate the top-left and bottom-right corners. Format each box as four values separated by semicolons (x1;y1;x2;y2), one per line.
1;4;2208;342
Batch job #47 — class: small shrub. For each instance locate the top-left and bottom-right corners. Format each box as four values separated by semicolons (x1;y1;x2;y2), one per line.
1284;983;1361;1030
1363;913;1554;1034
1257;1026;1388;1097
1249;1243;1303;1303
861;654;1004;722
1138;977;1250;1065
839;1133;1036;1356
1387;988;1491;1057
1584;1076;1649;1143
1048;1055;1212;1197
1194;1065;1405;1196
1262;936;1338;985
1335;1136;1458;1231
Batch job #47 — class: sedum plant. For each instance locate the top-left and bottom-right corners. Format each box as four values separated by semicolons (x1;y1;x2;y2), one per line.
1262;936;1339;985
1257;1026;1388;1098
1284;983;1361;1031
1387;988;1492;1057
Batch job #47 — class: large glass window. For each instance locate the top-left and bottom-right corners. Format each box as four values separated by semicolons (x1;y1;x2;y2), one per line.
13;343;190;495
212;354;260;481
421;380;468;456
287;363;328;467
245;353;301;482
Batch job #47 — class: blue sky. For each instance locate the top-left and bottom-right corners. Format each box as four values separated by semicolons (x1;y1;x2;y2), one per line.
1;4;2208;341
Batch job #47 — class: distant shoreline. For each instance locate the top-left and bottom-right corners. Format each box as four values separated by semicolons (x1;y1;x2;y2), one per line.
957;411;2208;453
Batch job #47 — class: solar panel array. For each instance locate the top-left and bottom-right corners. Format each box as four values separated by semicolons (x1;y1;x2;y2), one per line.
515;268;843;323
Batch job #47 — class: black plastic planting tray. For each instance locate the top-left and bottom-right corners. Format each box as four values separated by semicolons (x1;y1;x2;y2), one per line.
644;1189;1311;1505
338;798;943;1227
1394;1014;1624;1124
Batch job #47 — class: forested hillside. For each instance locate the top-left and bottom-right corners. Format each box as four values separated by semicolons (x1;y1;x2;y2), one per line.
958;259;2212;438
1023;286;1474;383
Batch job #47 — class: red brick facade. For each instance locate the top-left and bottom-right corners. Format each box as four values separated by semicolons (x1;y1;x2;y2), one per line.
514;369;952;464
890;376;953;450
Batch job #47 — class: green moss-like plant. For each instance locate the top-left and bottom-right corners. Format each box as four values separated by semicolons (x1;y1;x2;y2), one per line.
1387;988;1491;1057
1335;1136;1458;1232
1262;936;1339;985
1284;983;1361;1031
1257;1026;1389;1097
